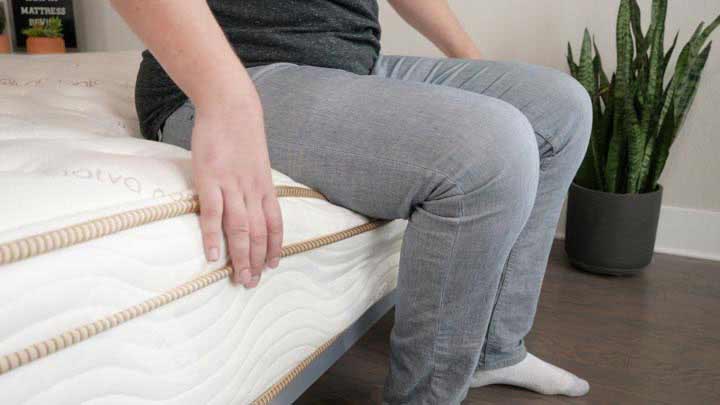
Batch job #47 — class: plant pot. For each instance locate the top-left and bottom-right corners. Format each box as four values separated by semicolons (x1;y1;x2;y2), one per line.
0;34;10;53
26;37;66;54
565;182;663;276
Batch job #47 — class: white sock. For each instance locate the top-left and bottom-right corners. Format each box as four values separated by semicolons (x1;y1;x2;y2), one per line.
470;353;589;397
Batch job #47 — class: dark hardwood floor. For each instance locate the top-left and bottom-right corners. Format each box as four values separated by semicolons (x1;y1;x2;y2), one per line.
296;241;720;404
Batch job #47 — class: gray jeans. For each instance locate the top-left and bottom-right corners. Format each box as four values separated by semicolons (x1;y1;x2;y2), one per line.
160;55;592;404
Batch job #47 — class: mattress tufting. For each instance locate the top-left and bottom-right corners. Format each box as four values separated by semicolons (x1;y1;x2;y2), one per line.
0;52;405;404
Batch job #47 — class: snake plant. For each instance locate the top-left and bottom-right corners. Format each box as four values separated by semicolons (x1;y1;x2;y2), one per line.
568;0;719;194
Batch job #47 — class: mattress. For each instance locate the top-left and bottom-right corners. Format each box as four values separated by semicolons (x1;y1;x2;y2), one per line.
0;51;405;404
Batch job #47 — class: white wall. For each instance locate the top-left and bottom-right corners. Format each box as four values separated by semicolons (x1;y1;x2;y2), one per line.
74;0;142;51
75;0;720;259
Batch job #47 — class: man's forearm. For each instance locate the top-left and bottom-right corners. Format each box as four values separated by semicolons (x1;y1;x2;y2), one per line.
387;0;481;59
110;0;260;115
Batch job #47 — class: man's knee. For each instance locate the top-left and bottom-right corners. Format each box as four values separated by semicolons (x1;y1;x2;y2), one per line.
529;65;593;155
428;97;540;209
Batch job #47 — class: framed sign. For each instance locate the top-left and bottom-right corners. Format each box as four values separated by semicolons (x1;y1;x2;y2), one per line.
11;0;76;49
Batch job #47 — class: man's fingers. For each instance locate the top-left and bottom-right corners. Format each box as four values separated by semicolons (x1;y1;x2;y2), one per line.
197;180;223;262
246;196;267;288
203;177;279;289
263;194;283;269
222;188;251;285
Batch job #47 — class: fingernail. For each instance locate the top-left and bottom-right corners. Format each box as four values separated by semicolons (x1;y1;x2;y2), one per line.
207;247;219;262
247;274;261;288
240;269;252;285
269;258;280;269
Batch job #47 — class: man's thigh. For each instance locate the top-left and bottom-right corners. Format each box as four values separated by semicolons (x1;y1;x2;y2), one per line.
373;55;590;157
163;63;534;219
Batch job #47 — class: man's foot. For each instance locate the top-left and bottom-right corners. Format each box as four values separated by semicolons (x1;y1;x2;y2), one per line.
470;353;589;397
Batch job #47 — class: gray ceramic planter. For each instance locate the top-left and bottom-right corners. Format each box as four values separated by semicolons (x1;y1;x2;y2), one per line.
565;183;663;276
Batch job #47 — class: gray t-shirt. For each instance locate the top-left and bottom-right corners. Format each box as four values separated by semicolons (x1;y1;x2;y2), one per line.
135;0;381;140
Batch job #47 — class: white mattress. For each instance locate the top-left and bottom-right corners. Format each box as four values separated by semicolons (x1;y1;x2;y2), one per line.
0;52;405;404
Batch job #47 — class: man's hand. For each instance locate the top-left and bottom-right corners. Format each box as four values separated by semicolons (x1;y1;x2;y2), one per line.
110;0;282;288
192;100;282;288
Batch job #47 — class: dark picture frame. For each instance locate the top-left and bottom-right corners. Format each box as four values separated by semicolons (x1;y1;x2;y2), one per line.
10;0;77;49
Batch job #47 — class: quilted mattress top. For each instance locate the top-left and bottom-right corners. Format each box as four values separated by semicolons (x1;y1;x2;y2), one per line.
0;52;404;404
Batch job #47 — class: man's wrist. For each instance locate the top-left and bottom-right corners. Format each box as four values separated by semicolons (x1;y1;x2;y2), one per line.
193;81;262;119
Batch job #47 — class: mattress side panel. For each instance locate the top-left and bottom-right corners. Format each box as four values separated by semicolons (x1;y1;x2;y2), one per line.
0;217;404;404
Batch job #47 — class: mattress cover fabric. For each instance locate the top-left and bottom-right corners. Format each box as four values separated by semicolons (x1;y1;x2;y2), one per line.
0;52;404;403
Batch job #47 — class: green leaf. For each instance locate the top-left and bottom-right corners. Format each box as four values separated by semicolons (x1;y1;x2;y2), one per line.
606;0;634;193
674;43;712;126
658;26;698;138
578;29;597;94
664;32;679;72
594;39;611;105
626;117;645;193
649;44;711;187
592;105;607;189
694;14;720;54
645;0;667;118
598;77;615;163
628;0;667;192
630;0;644;41
567;42;579;78
648;102;677;189
630;0;647;56
572;30;606;190
625;75;643;192
670;23;704;86
637;134;657;192
685;22;706;61
666;19;716;122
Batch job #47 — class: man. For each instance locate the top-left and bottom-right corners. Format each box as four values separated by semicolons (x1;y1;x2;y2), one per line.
112;1;592;403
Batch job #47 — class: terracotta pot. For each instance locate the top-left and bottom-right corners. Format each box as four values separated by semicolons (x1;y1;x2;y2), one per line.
0;34;10;53
26;37;66;54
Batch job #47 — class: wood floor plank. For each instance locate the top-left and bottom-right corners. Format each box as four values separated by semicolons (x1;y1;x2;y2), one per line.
296;242;720;404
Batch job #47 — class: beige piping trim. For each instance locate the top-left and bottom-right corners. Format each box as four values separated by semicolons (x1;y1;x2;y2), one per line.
0;185;387;402
0;219;386;376
251;333;341;404
0;185;326;266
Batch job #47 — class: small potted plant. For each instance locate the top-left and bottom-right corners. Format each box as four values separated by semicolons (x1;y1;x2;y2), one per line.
0;2;10;53
566;0;718;275
22;16;65;54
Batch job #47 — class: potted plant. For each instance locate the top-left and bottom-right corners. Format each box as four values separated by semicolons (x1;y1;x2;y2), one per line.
22;16;65;54
566;0;719;275
0;2;10;53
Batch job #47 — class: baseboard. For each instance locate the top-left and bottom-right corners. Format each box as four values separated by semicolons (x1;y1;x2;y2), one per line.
555;205;720;262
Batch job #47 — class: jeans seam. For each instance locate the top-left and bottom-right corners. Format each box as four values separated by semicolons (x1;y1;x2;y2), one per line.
480;246;517;359
534;129;563;172
480;131;558;363
478;346;527;371
534;128;559;151
426;192;464;402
